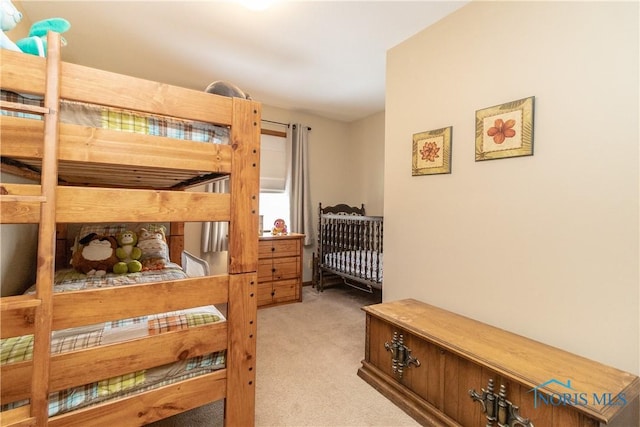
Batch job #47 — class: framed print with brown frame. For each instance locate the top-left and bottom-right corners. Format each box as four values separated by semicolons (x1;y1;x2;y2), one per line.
412;126;452;176
475;96;534;161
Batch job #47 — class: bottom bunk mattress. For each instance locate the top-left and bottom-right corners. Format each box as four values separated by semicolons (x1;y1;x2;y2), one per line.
1;266;226;417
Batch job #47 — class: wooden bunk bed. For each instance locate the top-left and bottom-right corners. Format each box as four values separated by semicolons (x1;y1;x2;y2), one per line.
0;32;260;426
312;203;383;293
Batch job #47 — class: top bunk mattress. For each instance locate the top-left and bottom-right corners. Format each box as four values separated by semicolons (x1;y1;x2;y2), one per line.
0;90;234;189
1;90;230;145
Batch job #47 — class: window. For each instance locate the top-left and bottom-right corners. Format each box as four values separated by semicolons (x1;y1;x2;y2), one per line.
260;133;287;192
260;192;290;234
260;132;290;233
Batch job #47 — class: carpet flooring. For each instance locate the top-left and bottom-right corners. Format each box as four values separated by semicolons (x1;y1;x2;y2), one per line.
147;285;420;426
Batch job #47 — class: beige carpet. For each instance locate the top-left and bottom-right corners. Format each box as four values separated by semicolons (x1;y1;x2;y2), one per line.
148;285;420;426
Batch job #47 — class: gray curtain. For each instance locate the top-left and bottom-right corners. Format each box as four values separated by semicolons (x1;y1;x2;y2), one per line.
202;178;229;252
289;124;313;246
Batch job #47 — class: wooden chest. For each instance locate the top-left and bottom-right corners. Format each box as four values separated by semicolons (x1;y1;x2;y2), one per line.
358;299;639;426
257;234;303;307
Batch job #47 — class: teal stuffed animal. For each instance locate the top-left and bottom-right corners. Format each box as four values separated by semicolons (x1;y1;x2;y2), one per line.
16;17;70;57
113;230;143;274
0;0;23;52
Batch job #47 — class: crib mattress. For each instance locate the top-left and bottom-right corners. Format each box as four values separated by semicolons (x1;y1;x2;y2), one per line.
323;250;383;282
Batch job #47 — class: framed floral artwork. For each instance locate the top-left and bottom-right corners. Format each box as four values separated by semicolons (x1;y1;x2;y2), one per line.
412;126;452;176
475;96;534;161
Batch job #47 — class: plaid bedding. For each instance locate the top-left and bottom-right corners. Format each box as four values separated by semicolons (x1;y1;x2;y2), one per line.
23;263;187;294
1;306;226;416
2;265;227;417
1;90;230;144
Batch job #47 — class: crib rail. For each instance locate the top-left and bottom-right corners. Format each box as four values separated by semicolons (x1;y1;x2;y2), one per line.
316;212;383;292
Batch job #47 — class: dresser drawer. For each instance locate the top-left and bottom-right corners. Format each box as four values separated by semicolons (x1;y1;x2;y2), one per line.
258;238;300;259
272;257;299;280
272;279;299;303
258;259;273;282
257;282;276;307
258;257;299;281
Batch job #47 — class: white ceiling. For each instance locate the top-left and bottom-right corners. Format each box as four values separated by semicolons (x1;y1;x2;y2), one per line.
18;1;467;122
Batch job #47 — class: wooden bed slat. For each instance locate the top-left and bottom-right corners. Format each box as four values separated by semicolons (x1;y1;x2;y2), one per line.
1;361;31;404
57;187;230;223
0;406;36;427
60;62;234;126
47;371;226;427
0;184;42;223
0;184;231;223
0;49;45;95
1;116;233;180
1;295;38;339
1;322;227;403
51;276;229;330
0;49;234;126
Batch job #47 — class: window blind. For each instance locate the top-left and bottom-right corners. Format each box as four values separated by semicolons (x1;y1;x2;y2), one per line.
260;133;287;192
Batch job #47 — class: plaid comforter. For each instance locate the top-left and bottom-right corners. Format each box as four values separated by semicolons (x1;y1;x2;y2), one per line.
23;263;188;294
2;266;226;417
2;306;226;417
1;90;230;144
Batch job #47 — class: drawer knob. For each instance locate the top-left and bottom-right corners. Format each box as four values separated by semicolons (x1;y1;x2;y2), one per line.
384;331;420;380
469;379;533;427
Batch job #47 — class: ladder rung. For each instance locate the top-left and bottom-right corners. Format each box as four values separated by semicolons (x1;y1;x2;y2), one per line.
0;100;48;115
0;195;46;203
1;295;41;312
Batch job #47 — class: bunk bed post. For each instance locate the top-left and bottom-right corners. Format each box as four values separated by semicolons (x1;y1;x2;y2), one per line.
168;222;184;265
31;31;62;425
226;98;261;426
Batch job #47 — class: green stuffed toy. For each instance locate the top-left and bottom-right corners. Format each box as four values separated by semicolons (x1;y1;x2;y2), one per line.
113;230;143;274
16;17;70;57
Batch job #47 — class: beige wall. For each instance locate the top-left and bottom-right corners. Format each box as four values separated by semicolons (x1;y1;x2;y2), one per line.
347;111;385;216
384;1;639;374
5;0;30;40
0;173;38;296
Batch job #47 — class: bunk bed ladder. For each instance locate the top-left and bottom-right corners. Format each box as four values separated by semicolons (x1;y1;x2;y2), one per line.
0;32;62;427
31;30;62;426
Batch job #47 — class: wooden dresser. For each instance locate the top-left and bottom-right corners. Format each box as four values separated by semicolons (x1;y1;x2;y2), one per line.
257;233;304;308
358;299;639;427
